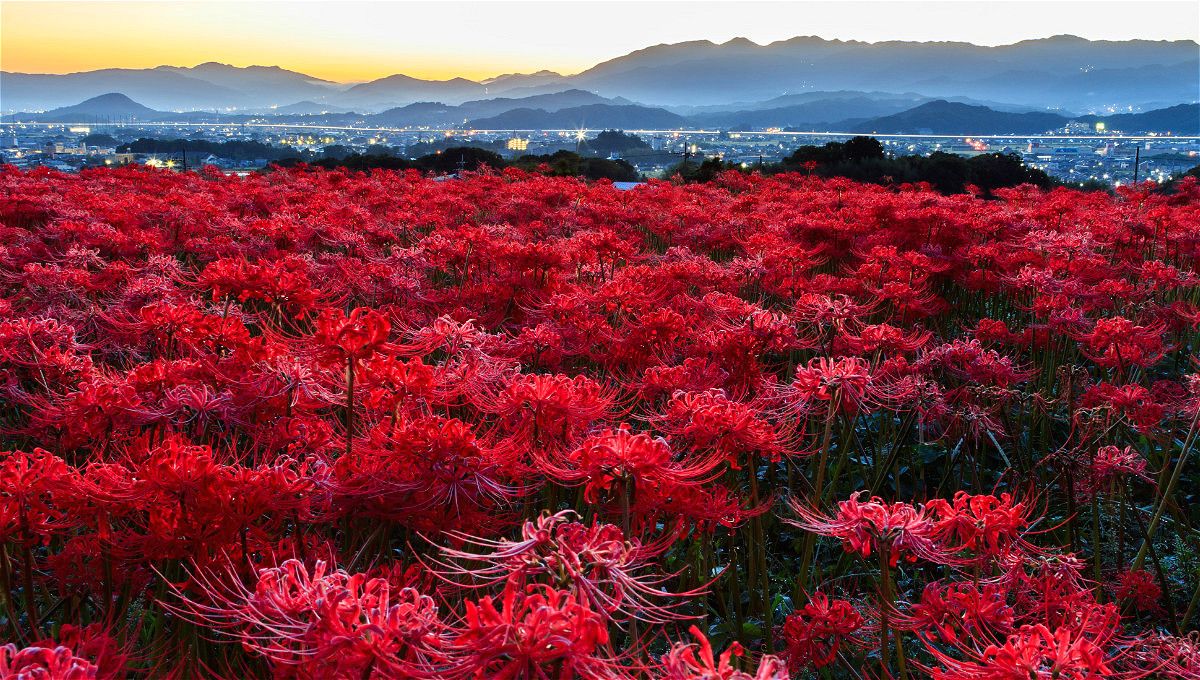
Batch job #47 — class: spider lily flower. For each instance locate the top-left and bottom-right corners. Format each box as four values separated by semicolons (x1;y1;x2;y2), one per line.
428;510;705;624
919;612;1156;680
1077;317;1169;371
786;493;959;566
472;372;615;452
0;644;100;680
925;491;1036;559
652;388;788;466
450;580;626;680
779;593;865;670
787;356;882;416
165;559;451;678
546;425;726;508
893;581;1014;645
659;625;789;680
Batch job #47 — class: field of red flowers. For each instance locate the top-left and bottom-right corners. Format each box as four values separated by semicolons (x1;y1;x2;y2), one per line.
2;163;1199;678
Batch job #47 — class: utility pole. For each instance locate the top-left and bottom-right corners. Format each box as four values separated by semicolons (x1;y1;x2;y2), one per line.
1132;144;1141;185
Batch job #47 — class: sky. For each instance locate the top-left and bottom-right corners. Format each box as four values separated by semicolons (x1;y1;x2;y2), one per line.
3;0;1198;82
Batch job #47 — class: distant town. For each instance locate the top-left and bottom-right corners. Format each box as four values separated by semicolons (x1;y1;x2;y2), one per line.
4;119;1197;187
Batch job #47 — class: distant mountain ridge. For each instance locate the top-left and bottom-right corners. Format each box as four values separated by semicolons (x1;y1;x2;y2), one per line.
850;100;1072;135
466;104;688;130
3;35;1196;113
8;92;1197;135
35;92;161;120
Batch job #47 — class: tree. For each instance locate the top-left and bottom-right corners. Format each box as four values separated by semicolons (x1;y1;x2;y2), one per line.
913;152;970;193
321;145;353;160
587;130;650;157
415;147;505;174
966;152;1053;195
843;136;886;162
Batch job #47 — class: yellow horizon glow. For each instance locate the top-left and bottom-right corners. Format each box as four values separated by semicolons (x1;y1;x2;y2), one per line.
3;1;1197;84
0;2;604;82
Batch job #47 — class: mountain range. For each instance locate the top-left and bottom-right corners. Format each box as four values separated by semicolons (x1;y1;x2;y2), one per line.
14;92;1198;136
3;35;1196;114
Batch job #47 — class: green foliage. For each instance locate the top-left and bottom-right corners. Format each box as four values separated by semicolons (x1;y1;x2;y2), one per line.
117;137;302;162
772;137;1055;195
586;130;651;157
513;150;639;181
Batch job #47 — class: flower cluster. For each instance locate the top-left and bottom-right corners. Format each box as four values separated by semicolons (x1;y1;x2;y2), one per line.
1;164;1198;677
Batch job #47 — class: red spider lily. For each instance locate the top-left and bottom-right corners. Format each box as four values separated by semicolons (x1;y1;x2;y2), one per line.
166;559;451;678
0;644;100;680
312;307;391;364
1112;570;1162;615
473;372;615;451
659;625;789;680
834;322;932;356
991;552;1104;631
429;511;704;624
357;354;438;415
0;448;80;542
197;255;321;319
919;340;1032;390
547;426;725;507
925;491;1035;559
787;357;880;416
921;612;1153;680
786;493;955;566
1080;383;1165;433
1078;317;1169;371
634;358;729;402
333;416;516;528
20;625;130;680
450;579;623;680
653;389;788;465
1139;632;1200;679
1083;445;1153;493
793;294;873;334
893;581;1014;644
779;593;865;669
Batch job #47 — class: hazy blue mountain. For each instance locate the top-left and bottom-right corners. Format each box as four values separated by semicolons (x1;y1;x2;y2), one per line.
849;100;1070;134
264;100;353;115
1075;103;1200;134
458;89;613;118
4;36;1195;115
569;35;1198;109
155;63;339;104
29;92;163;121
689;96;933;129
340;75;487;108
370;90;620;127
908;61;1199;111
370;102;463;127
0;68;248;111
482;70;569;93
467;104;687;130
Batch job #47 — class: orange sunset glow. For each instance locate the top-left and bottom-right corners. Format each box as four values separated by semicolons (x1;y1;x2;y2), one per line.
4;1;1197;83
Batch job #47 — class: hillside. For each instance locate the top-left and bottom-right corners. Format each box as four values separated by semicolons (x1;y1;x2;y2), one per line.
851;100;1070;134
467;104;687;130
35;92;164;121
1076;103;1200;135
